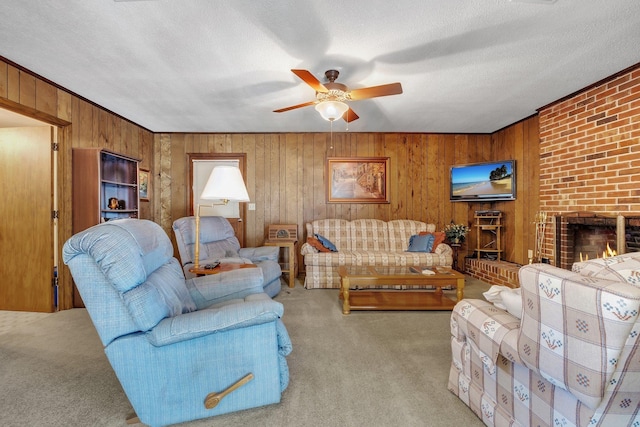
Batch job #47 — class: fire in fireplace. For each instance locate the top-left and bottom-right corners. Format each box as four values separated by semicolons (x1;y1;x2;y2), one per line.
578;243;617;262
555;213;640;270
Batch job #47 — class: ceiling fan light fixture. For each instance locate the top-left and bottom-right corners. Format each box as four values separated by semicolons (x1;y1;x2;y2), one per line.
315;101;348;122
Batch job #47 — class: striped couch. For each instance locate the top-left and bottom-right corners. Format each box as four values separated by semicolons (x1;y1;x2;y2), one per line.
300;219;453;289
449;253;640;427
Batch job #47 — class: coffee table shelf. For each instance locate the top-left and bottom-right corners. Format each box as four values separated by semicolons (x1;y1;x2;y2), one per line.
338;266;464;315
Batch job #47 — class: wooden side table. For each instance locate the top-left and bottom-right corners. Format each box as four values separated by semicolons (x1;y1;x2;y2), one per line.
264;240;297;288
189;263;257;277
450;243;461;272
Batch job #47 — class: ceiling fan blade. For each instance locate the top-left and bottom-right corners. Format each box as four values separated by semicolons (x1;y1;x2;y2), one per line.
343;108;359;122
273;100;317;113
291;69;328;93
349;82;403;100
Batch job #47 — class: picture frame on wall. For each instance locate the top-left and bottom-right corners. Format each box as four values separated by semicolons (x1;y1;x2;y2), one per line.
139;168;150;201
327;157;390;203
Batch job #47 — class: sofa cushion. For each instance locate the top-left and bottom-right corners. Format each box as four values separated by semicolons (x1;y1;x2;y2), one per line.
172;216;241;265
407;234;435;252
315;233;338;252
387;220;430;252
307;236;330;252
572;251;640;286
122;258;197;332
349;219;388;251
304;250;451;268
308;219;350;251
63;219;174;293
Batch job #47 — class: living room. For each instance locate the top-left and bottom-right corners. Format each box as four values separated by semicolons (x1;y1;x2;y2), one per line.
2;2;639;312
1;1;640;425
4;63;639;310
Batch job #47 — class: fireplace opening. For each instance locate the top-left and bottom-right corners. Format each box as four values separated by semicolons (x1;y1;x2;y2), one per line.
555;214;640;270
571;223;617;262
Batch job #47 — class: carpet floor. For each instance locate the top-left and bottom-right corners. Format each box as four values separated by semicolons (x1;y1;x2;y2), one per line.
0;275;491;427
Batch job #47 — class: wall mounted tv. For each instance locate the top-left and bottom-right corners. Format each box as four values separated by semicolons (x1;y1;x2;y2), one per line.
450;160;516;202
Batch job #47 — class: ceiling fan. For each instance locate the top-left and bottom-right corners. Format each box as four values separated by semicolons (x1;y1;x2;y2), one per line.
273;69;402;122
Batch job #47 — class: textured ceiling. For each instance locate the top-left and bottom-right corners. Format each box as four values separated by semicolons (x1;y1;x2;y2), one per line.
1;0;639;133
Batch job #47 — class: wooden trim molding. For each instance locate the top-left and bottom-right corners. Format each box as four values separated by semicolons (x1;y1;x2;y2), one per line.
0;97;70;127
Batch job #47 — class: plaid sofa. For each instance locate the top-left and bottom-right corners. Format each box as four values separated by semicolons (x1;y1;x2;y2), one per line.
300;219;453;289
449;254;640;427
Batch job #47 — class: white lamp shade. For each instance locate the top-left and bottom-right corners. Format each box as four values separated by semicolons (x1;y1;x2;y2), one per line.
200;165;250;202
315;101;349;121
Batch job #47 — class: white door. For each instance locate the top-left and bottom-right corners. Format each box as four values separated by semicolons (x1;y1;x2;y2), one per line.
192;159;242;217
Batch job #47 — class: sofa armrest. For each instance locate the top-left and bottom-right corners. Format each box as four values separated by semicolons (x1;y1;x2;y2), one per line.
300;242;318;255
147;293;283;346
434;242;453;256
239;246;279;262
518;263;640;410
451;299;521;374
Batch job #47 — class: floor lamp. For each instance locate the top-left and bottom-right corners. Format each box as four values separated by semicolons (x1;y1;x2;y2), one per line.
194;166;250;269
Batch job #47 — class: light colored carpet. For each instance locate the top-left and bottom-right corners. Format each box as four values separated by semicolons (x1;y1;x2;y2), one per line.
0;275;491;427
0;310;53;336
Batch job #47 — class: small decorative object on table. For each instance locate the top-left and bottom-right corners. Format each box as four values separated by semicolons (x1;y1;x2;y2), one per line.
265;224;299;288
108;197;119;210
444;222;470;244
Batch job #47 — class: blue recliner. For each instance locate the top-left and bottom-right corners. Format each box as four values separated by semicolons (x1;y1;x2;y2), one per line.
172;216;282;297
63;219;292;427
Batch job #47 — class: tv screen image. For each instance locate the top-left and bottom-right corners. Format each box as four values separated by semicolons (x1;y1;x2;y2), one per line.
450;160;516;202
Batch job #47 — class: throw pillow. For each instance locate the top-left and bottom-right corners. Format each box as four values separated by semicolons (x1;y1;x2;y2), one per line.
315;233;338;252
307;236;331;253
482;285;523;319
407;233;435;252
420;231;446;252
501;288;523;319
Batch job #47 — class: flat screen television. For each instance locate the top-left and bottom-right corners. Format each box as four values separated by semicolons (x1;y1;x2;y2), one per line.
450;160;516;202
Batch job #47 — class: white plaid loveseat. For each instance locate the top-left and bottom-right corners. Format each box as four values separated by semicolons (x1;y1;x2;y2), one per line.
300;219;453;289
449;254;640;427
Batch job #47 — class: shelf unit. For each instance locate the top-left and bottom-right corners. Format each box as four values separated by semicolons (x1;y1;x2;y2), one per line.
474;211;503;261
72;148;141;234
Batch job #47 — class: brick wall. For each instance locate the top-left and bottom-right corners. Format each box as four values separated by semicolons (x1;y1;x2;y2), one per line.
465;258;520;288
538;65;640;263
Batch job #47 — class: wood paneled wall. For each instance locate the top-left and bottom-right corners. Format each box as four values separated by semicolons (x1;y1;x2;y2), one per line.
2;55;540;311
483;116;540;263
0;58;154;310
155;123;539;269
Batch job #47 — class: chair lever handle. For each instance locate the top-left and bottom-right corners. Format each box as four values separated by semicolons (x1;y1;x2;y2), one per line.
204;373;254;409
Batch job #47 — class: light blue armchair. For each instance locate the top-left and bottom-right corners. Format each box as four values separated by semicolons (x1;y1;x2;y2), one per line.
63;219;292;427
172;216;282;297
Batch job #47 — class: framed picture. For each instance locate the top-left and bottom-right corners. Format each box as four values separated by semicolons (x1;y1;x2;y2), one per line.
139;168;150;201
327;157;390;203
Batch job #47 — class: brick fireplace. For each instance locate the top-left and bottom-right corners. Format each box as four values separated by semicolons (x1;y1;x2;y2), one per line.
465;65;639;287
538;64;640;267
553;213;640;270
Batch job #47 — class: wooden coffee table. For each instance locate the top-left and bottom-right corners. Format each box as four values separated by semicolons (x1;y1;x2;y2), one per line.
338;265;465;314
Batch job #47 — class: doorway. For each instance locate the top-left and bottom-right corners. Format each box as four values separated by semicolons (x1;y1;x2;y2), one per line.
188;153;247;247
0;121;56;312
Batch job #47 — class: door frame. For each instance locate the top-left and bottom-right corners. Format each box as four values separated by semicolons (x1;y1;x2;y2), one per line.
0;100;71;310
187;153;247;247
